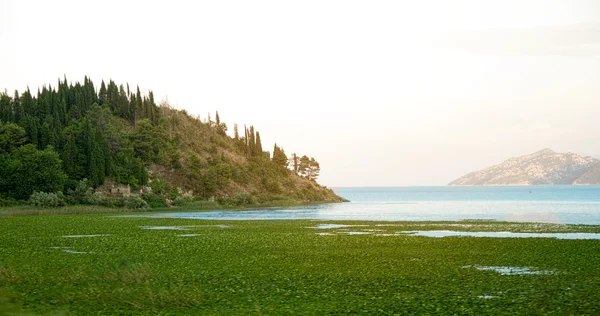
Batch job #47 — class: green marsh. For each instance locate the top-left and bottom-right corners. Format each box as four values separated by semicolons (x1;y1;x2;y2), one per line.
1;214;600;315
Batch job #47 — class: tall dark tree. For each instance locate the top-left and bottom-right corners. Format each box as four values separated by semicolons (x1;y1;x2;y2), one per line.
248;126;256;156
290;153;300;174
233;123;239;140
12;90;22;124
0;92;13;122
255;131;263;155
98;80;107;105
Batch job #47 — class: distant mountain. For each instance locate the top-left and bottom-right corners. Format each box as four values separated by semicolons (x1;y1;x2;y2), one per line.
449;148;600;185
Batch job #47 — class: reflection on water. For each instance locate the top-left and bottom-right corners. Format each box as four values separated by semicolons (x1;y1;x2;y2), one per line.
401;230;600;239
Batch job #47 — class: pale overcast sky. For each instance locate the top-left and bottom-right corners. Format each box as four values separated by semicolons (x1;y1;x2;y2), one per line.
1;0;599;186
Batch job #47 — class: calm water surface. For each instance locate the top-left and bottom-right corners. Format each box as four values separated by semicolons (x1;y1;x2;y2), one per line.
157;186;600;224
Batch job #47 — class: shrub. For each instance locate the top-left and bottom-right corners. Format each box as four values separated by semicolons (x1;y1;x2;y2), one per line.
232;192;258;206
124;195;148;210
28;191;67;208
66;179;93;204
168;187;180;201
149;178;167;196
87;192;109;206
0;197;20;207
172;196;193;207
142;192;167;208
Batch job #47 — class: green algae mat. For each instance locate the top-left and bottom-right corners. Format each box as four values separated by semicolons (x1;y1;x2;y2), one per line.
1;214;600;315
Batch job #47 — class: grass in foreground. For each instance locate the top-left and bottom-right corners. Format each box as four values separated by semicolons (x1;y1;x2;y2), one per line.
1;214;599;315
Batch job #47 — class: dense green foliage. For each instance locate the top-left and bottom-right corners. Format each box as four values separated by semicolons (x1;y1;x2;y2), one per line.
0;215;599;314
0;77;341;205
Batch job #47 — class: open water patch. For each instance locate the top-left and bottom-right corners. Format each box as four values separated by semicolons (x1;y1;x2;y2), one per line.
140;226;192;230
50;246;93;254
463;265;555;275
401;230;600;240
311;224;351;229
60;234;111;238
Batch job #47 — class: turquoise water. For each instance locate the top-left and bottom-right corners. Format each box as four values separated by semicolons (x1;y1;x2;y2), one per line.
145;186;600;224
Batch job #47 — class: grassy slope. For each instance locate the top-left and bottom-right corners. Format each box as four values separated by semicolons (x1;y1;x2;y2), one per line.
1;214;600;315
143;107;343;204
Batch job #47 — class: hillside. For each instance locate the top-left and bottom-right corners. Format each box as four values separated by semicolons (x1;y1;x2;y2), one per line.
0;77;343;206
449;148;600;185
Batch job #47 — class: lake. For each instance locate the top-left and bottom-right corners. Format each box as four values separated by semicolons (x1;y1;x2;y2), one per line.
138;186;600;224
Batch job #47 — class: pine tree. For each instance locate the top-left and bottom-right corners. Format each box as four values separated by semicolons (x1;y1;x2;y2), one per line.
272;144;288;168
299;155;310;178
307;157;320;181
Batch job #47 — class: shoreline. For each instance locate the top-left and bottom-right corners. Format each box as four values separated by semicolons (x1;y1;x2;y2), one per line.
0;199;346;217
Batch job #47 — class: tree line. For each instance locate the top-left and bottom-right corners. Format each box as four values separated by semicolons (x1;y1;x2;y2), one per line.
0;77;322;205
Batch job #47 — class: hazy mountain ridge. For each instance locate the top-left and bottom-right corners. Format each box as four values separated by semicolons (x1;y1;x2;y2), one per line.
449;148;600;185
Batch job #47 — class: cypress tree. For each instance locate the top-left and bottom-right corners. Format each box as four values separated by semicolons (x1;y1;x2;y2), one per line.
99;80;107;105
248;126;256;156
136;86;143;123
0;92;12;122
12;90;22;124
290;153;299;174
85;120;105;187
255;131;263;155
118;85;129;119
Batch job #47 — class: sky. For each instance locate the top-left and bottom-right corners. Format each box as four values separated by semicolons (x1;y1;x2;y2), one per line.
1;0;599;186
